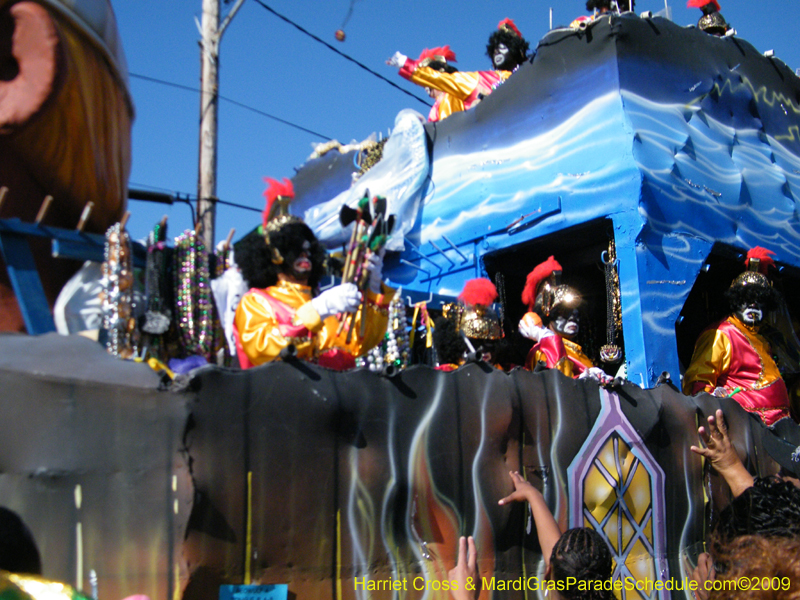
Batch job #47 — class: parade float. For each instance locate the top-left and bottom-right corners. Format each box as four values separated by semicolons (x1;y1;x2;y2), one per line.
0;0;132;332
2;8;800;600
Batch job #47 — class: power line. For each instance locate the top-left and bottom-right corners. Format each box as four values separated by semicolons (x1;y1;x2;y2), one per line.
129;183;262;215
129;72;334;140
251;0;432;108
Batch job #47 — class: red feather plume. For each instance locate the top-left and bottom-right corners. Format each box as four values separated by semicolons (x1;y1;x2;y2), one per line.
687;0;721;11
418;45;457;64
745;247;775;274
498;18;522;39
459;278;498;307
522;256;562;311
262;177;294;228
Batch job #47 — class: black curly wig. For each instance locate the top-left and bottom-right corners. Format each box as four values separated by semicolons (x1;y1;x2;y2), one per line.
550;528;615;600
485;30;530;71
235;222;327;290
433;315;467;366
723;282;781;313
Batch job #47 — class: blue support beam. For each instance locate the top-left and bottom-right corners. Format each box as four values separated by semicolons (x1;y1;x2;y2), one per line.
0;231;56;334
0;217;146;335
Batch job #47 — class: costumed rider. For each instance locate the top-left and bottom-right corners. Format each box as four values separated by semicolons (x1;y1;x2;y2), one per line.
433;278;504;371
518;256;610;383
234;178;394;370
687;0;730;36
683;248;790;425
571;0;635;30
386;19;529;123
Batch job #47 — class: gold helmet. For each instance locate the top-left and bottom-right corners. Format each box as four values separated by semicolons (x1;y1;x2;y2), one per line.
444;278;503;340
522;256;582;319
729;247;775;292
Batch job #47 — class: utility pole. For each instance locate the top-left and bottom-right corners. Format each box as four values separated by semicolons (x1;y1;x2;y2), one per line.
197;0;245;249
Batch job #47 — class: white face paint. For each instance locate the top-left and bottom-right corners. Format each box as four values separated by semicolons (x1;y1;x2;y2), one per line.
551;309;580;338
493;43;509;68
736;302;763;326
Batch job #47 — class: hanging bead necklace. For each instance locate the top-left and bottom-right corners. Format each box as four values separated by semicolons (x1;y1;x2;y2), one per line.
174;230;214;360
101;222;136;358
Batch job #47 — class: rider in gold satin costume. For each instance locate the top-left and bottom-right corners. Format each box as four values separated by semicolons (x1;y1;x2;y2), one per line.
387;20;529;123
233;179;392;370
683;248;790;425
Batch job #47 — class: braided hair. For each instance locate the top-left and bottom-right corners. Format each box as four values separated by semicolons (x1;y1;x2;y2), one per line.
550;528;615;600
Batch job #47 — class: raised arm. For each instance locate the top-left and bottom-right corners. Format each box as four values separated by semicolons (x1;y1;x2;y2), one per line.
498;471;562;566
690;409;754;497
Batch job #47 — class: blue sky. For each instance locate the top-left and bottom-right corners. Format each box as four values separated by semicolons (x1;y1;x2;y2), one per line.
114;0;800;246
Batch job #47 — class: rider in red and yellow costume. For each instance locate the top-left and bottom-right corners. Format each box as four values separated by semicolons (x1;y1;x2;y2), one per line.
519;256;609;382
387;20;529;122
683;248;790;425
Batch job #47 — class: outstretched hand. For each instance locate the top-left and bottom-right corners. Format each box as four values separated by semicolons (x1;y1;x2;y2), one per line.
498;470;538;506
498;470;562;566
690;408;754;497
690;409;738;471
448;536;479;600
689;552;715;600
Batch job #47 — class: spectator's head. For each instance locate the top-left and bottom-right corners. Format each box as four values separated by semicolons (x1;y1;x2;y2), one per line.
712;476;800;555
486;19;529;71
0;507;41;574
708;535;800;599
549;528;614;600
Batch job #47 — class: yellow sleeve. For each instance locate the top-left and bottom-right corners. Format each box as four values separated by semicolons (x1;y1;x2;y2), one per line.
407;67;480;101
317;285;394;358
234;291;319;366
683;328;732;395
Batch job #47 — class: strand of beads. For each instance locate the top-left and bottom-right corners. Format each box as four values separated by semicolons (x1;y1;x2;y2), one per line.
174;230;214;360
101;223;136;358
358;291;410;372
386;292;410;368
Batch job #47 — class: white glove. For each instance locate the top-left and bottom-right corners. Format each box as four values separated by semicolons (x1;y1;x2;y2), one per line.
311;284;361;320
518;314;554;342
367;249;385;294
579;367;611;384
387;51;407;68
